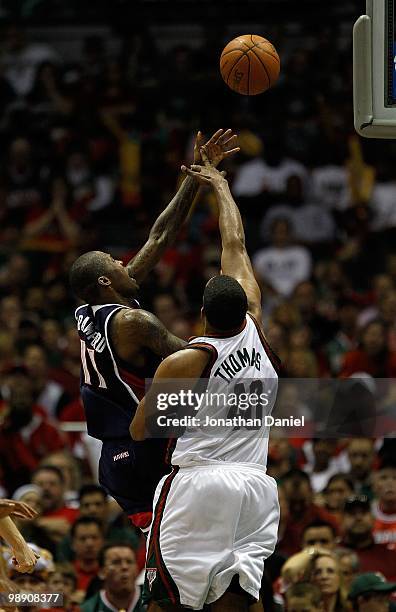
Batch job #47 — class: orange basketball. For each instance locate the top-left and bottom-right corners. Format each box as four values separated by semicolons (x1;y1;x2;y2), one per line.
220;34;280;95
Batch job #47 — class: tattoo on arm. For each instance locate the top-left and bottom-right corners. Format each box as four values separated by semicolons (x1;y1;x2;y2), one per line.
133;310;186;356
127;176;199;283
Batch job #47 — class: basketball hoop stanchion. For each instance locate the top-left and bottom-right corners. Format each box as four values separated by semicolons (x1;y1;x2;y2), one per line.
353;0;396;138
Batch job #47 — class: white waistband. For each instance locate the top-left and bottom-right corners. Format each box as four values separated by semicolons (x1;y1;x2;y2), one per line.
173;461;267;474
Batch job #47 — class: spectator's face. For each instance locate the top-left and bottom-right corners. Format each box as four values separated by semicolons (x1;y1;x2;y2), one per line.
72;524;104;561
7;375;33;412
293;283;316;313
80;493;107;521
100;547;137;595
47;571;75;600
9;138;31;165
25;287;46;312
45;453;76;491
272;220;291;247
289;326;311;350
374;274;394;298
348;439;374;480
339;304;358;330
361;323;386;356
153;295;178;327
325;478;353;511
342;507;373;538
380;291;396;324
0;296;21;328
284;480;312;514
32;471;64;511
356;592;390;612
312;556;340;597
374;467;396;505
286;597;320;612
302;526;335;550
24;345;48;378
12;574;46;594
41;320;61;348
338;554;358;590
312;440;335;467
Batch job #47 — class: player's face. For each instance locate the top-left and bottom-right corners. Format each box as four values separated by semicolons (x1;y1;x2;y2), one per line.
101;254;139;298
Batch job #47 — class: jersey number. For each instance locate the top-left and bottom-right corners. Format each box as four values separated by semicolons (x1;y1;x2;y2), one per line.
80;340;107;389
228;379;265;430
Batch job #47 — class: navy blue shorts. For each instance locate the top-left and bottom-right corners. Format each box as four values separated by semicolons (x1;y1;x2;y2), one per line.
98;438;170;518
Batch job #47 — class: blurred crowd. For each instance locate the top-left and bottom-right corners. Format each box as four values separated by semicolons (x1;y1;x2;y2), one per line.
0;15;396;612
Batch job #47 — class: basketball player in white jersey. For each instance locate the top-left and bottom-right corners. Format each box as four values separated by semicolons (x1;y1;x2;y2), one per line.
131;148;281;612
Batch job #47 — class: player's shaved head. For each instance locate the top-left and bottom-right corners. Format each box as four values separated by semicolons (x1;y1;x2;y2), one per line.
203;275;248;331
69;251;111;302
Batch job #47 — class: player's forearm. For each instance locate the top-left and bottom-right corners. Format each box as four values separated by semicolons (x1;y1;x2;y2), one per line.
126;175;199;281
213;180;246;247
147;175;199;245
0;517;27;549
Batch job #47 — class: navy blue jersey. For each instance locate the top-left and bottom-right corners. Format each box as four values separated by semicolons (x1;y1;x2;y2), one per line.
75;302;161;440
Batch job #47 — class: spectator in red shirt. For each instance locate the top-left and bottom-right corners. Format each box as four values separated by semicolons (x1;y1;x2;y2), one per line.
340;319;396;378
372;458;396;548
0;366;66;493
280;469;339;556
71;517;104;593
340;495;396;581
32;465;78;542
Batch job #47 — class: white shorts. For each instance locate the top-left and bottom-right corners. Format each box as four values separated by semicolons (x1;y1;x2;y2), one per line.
143;462;280;610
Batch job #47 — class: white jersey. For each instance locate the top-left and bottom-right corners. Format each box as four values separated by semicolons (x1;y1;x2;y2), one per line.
171;314;279;468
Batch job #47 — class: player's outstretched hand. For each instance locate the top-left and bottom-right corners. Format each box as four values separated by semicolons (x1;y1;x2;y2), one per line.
193;129;240;167
11;544;40;574
182;146;228;186
0;500;38;521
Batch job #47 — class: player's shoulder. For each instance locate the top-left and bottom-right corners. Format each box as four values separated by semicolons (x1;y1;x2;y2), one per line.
114;306;153;329
158;346;210;378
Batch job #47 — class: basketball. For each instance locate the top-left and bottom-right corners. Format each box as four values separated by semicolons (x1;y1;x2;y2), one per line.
220;34;280;96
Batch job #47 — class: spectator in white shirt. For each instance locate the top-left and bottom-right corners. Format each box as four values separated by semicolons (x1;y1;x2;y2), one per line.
1;25;59;97
253;217;312;297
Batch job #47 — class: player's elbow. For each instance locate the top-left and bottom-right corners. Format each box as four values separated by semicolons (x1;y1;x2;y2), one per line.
129;421;145;441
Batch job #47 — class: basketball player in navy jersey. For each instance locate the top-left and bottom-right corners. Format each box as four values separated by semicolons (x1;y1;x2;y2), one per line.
131;148;280;611
69;129;239;531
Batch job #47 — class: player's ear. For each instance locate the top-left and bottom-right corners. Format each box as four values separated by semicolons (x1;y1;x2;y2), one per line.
98;276;111;287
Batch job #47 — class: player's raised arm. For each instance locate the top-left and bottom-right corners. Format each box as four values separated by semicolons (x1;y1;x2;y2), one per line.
127;129;239;284
181;147;262;324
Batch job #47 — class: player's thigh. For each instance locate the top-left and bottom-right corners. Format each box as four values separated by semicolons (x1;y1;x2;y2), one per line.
211;591;249;612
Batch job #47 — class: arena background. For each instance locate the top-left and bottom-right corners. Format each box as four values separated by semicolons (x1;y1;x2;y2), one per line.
0;0;396;610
